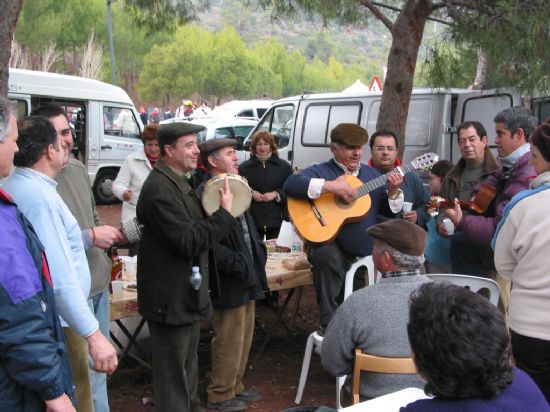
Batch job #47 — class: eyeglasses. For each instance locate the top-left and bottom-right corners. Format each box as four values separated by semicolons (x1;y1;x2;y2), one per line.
373;146;396;152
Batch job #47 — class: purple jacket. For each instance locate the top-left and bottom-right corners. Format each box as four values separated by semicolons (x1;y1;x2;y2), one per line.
458;152;536;247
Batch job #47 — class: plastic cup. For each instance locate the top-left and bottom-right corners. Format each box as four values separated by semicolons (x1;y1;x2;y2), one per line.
442;218;455;235
124;258;137;281
402;202;413;213
111;280;124;298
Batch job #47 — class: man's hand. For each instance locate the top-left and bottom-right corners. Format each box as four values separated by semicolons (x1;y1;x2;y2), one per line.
219;176;234;213
387;171;403;197
91;226;124;248
323;175;356;203
122;189;133;202
45;394;76;412
86;329;118;373
403;210;418;223
443;199;462;226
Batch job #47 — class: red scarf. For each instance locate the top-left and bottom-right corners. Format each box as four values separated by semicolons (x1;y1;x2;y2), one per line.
146;152;160;168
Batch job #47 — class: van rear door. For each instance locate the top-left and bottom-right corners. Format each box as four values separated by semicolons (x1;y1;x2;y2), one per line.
453;90;519;160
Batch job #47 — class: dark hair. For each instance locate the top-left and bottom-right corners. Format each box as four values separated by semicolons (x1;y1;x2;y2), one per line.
530;117;550;163
30;104;70;123
430;160;453;179
457;121;487;141
494;106;538;142
14;116;59;167
142;123;159;143
369;129;399;149
408;282;512;400
250;131;278;156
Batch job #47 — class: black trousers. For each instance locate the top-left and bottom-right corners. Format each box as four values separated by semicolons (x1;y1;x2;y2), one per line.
450;232;495;276
148;321;202;412
511;329;550;404
307;243;365;328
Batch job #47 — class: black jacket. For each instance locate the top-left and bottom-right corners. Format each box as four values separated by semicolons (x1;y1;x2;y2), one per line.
136;160;236;325
239;154;292;230
198;174;268;308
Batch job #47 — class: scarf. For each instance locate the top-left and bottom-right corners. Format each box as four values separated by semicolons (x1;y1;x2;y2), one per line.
255;152;272;163
146;151;160;169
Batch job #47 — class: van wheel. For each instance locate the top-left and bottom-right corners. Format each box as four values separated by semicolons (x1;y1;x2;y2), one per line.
93;169;119;205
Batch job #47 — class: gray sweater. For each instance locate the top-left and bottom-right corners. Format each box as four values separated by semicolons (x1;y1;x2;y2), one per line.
321;275;430;399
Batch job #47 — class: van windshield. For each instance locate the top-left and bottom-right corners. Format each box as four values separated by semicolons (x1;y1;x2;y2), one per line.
255;105;294;149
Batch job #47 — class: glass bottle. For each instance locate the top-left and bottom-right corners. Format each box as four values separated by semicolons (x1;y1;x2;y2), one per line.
189;266;202;290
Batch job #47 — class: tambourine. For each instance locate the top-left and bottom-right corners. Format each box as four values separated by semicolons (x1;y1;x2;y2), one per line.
121;217;144;243
201;173;252;217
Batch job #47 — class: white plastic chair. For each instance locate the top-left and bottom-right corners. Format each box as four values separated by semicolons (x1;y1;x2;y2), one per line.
427;273;500;306
295;256;376;408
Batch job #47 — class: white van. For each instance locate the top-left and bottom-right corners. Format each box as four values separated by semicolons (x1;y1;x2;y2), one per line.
8;68;143;204
242;88;550;174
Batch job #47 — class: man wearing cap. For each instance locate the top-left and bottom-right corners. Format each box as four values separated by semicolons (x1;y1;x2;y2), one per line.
197;138;267;412
321;220;429;405
283;123;404;333
136;123;236;412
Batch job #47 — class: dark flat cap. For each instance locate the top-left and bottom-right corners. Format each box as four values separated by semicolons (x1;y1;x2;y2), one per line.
198;138;237;164
157;122;205;147
330;123;369;147
367;220;427;256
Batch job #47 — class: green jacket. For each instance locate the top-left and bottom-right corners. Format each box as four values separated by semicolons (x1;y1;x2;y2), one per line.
136;159;236;325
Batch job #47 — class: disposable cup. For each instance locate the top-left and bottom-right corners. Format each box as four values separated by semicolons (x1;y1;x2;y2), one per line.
402;202;413;213
442;218;455;235
111;280;124;298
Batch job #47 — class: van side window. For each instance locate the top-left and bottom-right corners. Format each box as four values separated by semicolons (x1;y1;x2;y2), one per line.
303;103;362;146
8;99;28;119
104;107;140;139
255;105;295;149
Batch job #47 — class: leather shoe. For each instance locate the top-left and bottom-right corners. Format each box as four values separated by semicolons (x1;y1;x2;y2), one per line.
236;389;262;402
207;398;247;411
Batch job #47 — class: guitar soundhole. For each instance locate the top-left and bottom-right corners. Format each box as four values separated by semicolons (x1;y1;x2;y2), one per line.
335;196;354;209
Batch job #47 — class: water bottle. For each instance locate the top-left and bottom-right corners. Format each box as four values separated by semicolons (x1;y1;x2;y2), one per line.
189;266;202;290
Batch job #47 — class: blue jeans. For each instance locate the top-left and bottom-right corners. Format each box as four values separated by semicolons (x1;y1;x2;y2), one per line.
88;289;110;412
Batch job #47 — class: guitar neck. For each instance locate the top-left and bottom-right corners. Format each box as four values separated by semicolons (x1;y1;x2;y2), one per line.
353;162;417;199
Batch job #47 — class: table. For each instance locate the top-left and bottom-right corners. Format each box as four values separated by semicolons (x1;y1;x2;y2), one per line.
339;388;430;411
109;288;151;370
108;253;313;368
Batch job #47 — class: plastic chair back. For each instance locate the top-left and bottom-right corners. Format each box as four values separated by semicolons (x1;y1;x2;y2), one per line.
427;274;500;306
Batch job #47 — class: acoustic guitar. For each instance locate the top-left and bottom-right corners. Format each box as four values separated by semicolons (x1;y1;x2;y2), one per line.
287;153;438;244
425;185;496;216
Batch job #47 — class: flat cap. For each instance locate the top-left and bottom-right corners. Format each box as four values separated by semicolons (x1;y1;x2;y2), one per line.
157;122;205;147
198;138;237;165
367;220;427;256
330;123;369;147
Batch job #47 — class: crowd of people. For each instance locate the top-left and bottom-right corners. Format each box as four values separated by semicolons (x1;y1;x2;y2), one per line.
1;94;549;412
139;99;213;126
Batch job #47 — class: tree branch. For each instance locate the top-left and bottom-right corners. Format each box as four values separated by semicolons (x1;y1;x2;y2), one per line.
359;0;394;32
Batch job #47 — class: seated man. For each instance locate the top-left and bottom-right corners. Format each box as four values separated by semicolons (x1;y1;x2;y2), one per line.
321;220;429;406
284;123;403;333
402;282;550;411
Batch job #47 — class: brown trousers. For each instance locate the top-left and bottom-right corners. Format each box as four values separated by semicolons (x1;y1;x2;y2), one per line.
207;301;255;403
64;328;93;412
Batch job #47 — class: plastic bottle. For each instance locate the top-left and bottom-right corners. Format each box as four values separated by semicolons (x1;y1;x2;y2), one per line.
189;266;202;290
111;247;122;281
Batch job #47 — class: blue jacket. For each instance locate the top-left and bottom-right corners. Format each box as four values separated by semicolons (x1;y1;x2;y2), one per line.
284;160;385;257
0;189;74;411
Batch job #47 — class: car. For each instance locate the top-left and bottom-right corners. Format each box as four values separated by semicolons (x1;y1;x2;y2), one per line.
159;116;258;146
209;99;273;120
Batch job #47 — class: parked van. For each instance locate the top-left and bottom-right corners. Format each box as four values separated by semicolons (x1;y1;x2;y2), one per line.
241;88;550;174
8;68;143;204
210;99;273;120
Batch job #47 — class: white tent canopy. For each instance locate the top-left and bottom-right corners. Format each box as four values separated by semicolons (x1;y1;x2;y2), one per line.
342;79;370;93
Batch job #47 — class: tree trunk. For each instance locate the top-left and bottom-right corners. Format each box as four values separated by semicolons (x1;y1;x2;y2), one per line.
469;47;488;90
0;0;22;96
375;0;433;159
